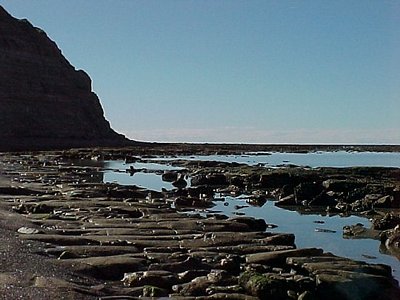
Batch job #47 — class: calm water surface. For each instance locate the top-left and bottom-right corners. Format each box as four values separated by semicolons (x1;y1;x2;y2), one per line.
102;153;400;282
158;151;400;168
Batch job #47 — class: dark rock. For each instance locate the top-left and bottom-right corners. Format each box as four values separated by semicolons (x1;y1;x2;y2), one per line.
191;173;228;186
308;192;337;207
0;6;129;150
372;213;400;230
173;174;188;188
246;248;323;266
343;223;381;240
239;271;288;300
122;270;178;289
260;173;292;188
374;195;400;208
322;179;364;193
229;217;267;232
294;182;323;202
276;194;296;206
162;171;179;182
142;285;169;297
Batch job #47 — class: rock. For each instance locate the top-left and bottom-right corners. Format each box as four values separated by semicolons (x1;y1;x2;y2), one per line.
246;195;267;207
122;270;178;289
373;213;400;230
343;223;381;240
17;227;40;234
260;173;292;188
380;225;400;258
142;285;169;297
294;182;323;202
246;248;323;266
314;228;336;233
162;171;179;182
314;270;400;300
374;195;400;208
276;194;296;206
174;196;214;208
191;174;228;186
239;271;288;299
0;6;129;150
322;179;364;192
173;174;188;189
308;192;337;207
60;255;147;280
229;217;267;232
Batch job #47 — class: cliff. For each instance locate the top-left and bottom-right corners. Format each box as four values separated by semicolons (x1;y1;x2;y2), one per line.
0;6;131;151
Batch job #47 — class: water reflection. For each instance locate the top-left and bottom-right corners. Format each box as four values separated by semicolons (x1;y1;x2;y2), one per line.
205;197;399;281
103;160;182;191
153;151;400;168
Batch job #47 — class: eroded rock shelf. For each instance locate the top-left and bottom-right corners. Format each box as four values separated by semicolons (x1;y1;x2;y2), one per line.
0;151;399;299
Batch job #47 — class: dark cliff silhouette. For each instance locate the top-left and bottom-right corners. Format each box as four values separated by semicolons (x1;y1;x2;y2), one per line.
0;6;133;151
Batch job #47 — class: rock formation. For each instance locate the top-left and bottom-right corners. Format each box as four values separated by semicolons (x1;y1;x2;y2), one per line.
0;5;131;150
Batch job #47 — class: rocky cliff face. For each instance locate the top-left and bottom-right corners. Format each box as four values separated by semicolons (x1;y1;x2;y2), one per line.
0;6;130;150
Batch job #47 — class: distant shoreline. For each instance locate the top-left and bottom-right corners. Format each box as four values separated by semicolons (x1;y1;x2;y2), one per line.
1;141;400;154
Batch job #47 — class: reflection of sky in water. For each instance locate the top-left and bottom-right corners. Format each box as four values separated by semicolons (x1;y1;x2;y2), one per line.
209;198;399;282
103;160;181;191
101;156;400;282
154;151;400;168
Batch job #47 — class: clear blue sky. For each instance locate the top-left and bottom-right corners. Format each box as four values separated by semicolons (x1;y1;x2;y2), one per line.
2;0;400;144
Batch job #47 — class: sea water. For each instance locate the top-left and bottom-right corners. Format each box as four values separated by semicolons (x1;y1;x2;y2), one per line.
102;152;400;282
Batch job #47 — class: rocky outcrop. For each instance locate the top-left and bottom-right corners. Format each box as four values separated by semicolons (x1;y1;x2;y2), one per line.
0;6;130;150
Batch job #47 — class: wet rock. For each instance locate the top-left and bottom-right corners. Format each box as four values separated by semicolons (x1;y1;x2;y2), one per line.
229;217;267;232
246;195;267;207
219;255;242;274
276;194;296;206
308;191;338;207
287;255;393;278
173;174;188;189
122;270;178;289
191;174;228;187
374;195;400;208
229;176;245;188
178;270;210;283
322;179;364;193
314;228;336;233
0;186;44;196
246;248;323;266
239;271;288;300
174;196;214;208
142;285;169;297
372;213;400;230
314;270;400;300
162;171;179;182
343;223;381;240
380;225;400;258
173;275;211;296
260;173;292;188
294;182;323;202
60;255;147;280
149;256;207;273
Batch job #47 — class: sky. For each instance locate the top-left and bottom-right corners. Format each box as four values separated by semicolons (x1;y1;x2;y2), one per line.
2;0;400;144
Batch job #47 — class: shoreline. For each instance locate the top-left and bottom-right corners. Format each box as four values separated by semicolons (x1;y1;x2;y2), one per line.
1;148;399;299
1;143;400;154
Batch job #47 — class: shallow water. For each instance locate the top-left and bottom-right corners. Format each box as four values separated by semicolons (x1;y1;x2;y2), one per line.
198;197;399;281
101;154;400;282
103;160;182;191
157;151;400;168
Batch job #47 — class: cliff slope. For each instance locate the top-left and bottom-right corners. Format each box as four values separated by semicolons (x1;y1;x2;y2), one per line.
0;6;131;150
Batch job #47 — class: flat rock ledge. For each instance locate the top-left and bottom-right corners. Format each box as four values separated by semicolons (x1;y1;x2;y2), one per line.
0;153;399;299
